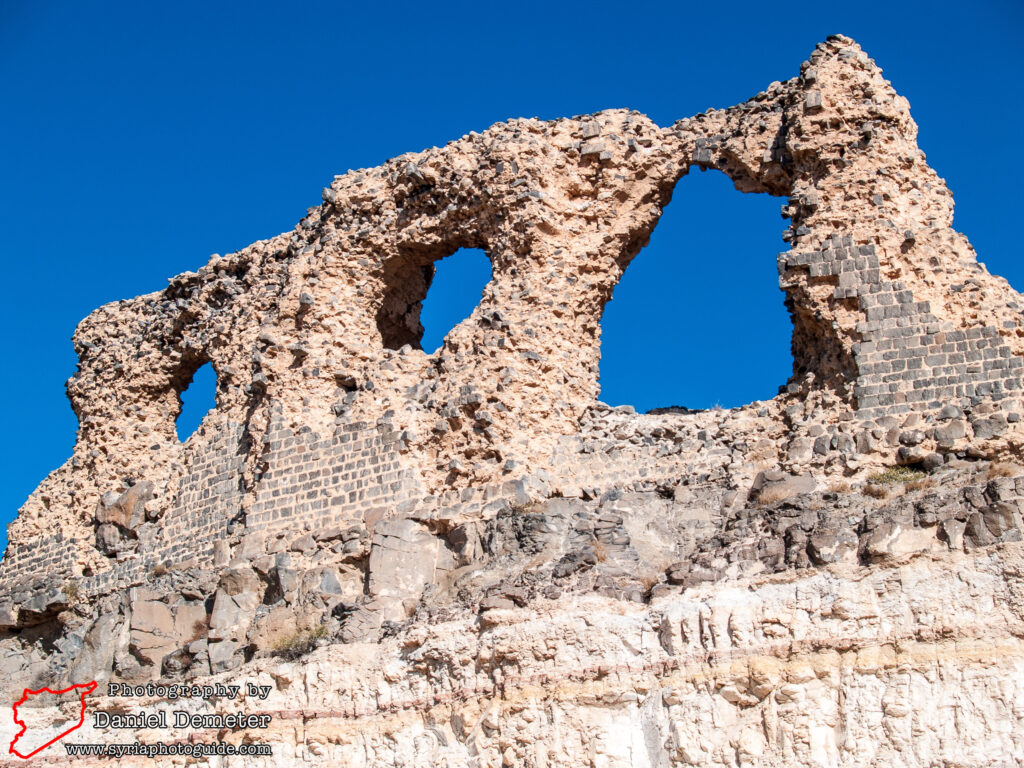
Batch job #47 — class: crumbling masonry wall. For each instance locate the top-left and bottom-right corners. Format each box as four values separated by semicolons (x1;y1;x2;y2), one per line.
2;34;1024;641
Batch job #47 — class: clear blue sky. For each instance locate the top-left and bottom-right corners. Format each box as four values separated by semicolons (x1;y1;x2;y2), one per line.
2;1;1022;550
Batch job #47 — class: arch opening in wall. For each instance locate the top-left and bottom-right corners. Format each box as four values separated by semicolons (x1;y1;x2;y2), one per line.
175;361;217;442
377;247;492;352
599;170;792;412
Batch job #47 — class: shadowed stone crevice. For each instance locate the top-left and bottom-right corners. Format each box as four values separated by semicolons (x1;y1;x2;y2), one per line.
376;258;434;350
784;290;860;390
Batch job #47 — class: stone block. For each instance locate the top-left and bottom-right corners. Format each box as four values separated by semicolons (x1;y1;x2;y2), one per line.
368;519;439;599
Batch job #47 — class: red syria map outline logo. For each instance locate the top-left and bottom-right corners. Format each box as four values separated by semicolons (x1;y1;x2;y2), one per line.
8;681;97;759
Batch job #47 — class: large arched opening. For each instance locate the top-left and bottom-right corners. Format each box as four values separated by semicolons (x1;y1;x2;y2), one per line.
599;170;793;411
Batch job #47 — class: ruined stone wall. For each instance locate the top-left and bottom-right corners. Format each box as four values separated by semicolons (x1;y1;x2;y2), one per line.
781;237;1023;417
248;414;425;539
5;36;1023;587
2;34;1024;767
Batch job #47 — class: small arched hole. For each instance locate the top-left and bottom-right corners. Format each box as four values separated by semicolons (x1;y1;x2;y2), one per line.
176;362;217;441
419;247;492;352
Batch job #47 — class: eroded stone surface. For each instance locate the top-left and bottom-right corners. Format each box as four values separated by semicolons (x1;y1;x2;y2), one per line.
1;545;1022;766
2;34;1024;766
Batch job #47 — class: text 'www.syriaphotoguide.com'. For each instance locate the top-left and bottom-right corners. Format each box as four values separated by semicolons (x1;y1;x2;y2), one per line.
64;741;272;757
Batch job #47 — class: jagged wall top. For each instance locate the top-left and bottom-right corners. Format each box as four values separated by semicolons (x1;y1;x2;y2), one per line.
6;34;1024;584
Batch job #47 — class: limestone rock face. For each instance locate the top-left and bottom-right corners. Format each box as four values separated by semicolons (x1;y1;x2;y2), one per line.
2;34;1024;766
